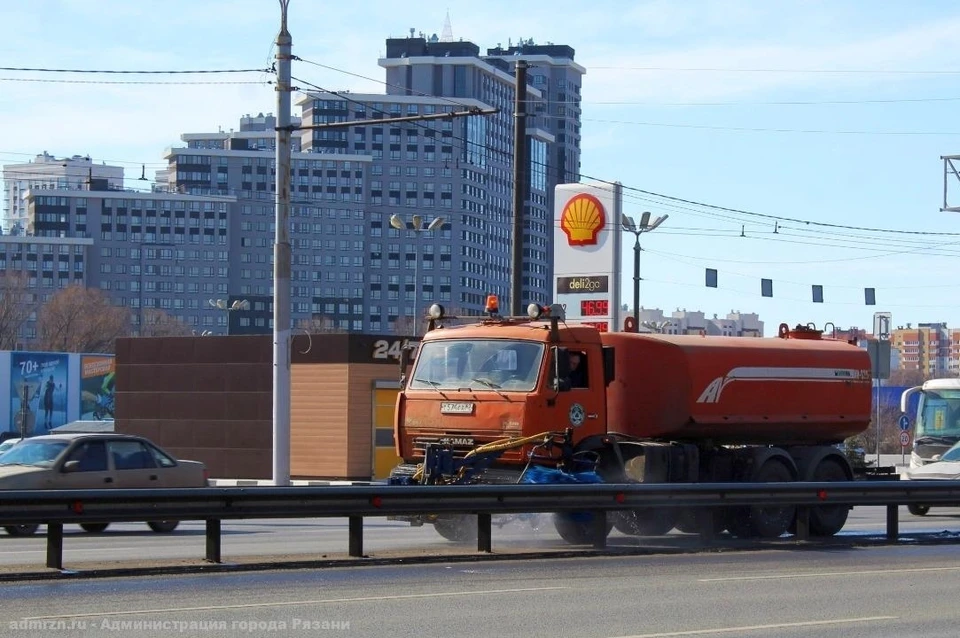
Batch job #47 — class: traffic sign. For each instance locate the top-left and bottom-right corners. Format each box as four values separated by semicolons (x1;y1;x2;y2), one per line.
900;431;911;447
899;415;910;431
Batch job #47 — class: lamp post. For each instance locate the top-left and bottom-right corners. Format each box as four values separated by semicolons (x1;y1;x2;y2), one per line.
621;212;668;331
208;298;250;335
389;214;444;336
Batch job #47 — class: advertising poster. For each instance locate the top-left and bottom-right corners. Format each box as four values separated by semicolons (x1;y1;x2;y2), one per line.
79;355;115;421
10;352;69;437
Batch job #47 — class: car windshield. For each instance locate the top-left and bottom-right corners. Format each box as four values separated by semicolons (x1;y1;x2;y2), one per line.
939;442;960;462
409;339;545;392
0;439;70;467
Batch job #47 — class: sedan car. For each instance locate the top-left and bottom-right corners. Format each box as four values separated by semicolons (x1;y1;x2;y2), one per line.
0;438;22;456
0;433;208;536
900;440;960;516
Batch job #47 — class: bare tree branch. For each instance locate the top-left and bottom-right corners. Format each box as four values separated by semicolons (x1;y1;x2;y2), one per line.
0;272;35;350
36;285;131;353
140;308;192;337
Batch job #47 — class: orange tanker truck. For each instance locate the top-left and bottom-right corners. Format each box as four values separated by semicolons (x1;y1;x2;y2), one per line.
388;297;874;545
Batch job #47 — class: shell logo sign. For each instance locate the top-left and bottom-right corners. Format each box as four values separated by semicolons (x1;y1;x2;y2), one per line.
560;193;606;246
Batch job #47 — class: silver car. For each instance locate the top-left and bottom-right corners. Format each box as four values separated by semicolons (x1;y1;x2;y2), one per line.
0;433;209;536
901;440;960;516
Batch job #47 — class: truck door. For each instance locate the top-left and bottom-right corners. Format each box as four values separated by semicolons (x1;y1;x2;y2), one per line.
554;347;607;439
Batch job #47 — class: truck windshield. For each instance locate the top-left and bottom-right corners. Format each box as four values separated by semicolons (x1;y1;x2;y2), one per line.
409;340;545;392
916;389;960;442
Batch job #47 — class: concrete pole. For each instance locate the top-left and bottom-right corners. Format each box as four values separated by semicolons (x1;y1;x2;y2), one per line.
272;0;293;486
510;60;528;317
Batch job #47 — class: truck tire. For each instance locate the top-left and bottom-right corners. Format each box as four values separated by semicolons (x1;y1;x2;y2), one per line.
675;508;727;536
908;504;930;516
613;508;676;536
553;512;613;545
4;524;39;537
80;523;110;533
433;516;478;543
808;458;851;536
729;457;796;539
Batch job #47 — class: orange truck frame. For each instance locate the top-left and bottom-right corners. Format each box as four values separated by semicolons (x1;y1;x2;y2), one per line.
389;299;874;545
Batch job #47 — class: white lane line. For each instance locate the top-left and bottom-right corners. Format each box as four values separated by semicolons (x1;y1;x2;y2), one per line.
699;565;960;582
22;586;567;620
611;616;898;638
0;547;144;556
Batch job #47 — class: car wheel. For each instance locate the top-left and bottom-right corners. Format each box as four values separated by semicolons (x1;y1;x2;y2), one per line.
80;523;110;533
147;520;180;533
908;504;930;516
5;524;39;537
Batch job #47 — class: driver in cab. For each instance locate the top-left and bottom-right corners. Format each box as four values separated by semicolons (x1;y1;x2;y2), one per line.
566;351;587;389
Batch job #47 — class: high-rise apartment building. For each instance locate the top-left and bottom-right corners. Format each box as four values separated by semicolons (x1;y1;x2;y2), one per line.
892;323;955;375
2;153;124;235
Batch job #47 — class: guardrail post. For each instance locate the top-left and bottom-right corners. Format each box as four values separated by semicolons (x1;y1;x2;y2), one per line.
477;513;492;553
348;516;363;557
46;523;63;570
886;504;899;542
592;511;607;550
794;507;810;541
205;519;222;563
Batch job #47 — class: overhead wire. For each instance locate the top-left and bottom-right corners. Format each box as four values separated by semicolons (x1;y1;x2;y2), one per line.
0;65;272;74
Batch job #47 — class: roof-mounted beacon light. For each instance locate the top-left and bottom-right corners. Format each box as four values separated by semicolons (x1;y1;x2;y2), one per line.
428;303;446;320
485;295;500;316
527;303;546;320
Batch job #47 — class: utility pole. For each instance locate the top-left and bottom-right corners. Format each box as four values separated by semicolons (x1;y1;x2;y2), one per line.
273;0;292;487
510;60;528;317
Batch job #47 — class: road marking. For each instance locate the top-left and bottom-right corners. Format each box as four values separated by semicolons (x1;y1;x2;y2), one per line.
611;616;898;637
699;565;960;582
22;586;567;620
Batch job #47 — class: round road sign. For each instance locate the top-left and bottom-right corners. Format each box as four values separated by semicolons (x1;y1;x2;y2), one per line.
900;431;911;447
899;415;910;431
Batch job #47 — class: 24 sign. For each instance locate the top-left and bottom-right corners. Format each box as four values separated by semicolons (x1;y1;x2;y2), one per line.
372;338;419;361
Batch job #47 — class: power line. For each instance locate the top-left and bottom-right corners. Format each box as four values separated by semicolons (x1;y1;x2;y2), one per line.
0;78;268;86
293;57;474;110
587;65;960;75
575;116;960;136
586;176;960;237
0;66;272;75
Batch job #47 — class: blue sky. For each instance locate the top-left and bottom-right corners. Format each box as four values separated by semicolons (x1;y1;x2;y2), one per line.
3;0;960;337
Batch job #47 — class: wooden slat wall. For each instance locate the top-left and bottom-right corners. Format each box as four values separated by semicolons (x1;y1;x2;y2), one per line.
290;363;350;478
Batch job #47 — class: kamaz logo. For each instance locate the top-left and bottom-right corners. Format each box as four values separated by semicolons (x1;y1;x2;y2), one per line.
439;437;475;446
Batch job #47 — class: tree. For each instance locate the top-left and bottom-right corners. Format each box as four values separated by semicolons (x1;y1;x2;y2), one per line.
296;316;347;334
0;272;36;350
36;285;130;353
140;309;192;337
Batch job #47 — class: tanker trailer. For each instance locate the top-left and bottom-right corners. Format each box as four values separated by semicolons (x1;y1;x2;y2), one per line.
389;302;873;544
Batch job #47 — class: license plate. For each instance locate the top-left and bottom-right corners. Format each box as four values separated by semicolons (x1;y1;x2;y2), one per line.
440;402;475;415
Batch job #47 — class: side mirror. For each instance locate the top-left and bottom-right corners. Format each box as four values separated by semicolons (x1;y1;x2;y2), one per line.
932;454;942;462
62;460;80;473
399;343;417;386
552;346;571;392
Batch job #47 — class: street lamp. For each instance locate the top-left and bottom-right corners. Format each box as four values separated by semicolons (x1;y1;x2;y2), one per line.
621;211;668;332
389;214;444;336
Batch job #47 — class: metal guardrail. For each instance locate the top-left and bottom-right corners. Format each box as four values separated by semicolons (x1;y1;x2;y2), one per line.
2;480;960;570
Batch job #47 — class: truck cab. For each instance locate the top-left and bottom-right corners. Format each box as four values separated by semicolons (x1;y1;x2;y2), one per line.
391;301;612;483
902;379;960;468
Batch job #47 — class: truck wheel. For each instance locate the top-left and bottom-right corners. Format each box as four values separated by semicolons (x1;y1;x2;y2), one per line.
729;458;796;539
553;512;613;545
147;521;180;533
433;516;478;543
675;508;727;536
908;504;930;516
80;523;110;533
808;458;851;536
613;508;676;536
4;524;39;537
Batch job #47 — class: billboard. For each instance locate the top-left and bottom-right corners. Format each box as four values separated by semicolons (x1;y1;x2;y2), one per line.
552;182;623;332
79;355;115;421
10;352;69;436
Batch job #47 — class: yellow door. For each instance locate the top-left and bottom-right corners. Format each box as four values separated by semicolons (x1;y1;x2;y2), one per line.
372;382;402;479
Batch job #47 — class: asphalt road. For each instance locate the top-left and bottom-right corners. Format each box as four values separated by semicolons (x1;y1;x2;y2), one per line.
2;544;960;637
1;505;959;568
